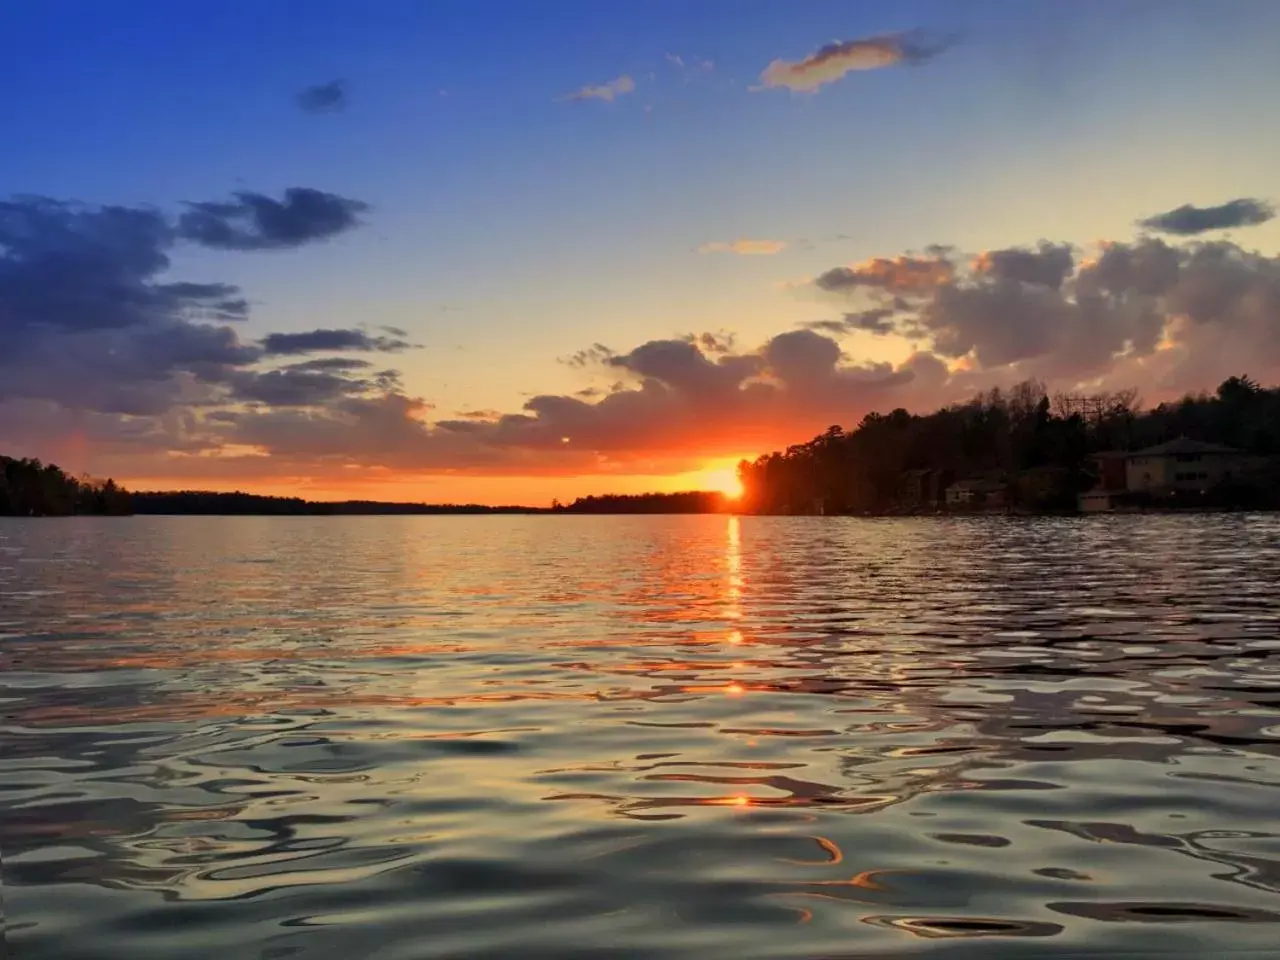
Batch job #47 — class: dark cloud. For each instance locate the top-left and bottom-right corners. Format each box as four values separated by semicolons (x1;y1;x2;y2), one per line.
972;241;1074;289
260;328;413;356
178;188;368;251
804;308;897;336
607;339;762;398
1076;238;1181;297
0;196;265;418
280;357;374;373
1138;198;1274;236
2;197;195;331
0;191;390;453
296;79;347;113
228;367;370;407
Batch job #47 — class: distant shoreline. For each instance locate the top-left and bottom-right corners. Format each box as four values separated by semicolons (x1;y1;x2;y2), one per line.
12;506;1276;519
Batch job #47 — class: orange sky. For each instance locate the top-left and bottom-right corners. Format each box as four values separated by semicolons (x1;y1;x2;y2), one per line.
117;457;750;505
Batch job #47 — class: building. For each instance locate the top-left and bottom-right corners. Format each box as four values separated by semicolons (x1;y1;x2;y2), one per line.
1078;489;1119;512
1091;452;1129;492
1125;438;1248;494
945;478;1008;508
897;468;952;509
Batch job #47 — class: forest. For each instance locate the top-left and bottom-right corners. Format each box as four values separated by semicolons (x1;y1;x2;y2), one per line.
0;456;132;516
736;376;1280;515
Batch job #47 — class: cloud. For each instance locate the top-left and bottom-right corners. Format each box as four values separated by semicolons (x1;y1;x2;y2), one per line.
559;75;636;103
682;331;737;354
228;367;372;407
698;239;786;256
281;357;374;373
260;328;414;356
1138;198;1274;236
804;307;898;336
815;255;955;294
561;343;617;368
12;188;1280;493
0;196;264;417
0;191;386;458
757;30;953;92
296;79;347;113
665;54;714;78
971;241;1074;289
178;188;368;251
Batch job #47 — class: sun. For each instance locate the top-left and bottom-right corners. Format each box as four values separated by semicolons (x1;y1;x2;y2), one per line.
697;465;744;500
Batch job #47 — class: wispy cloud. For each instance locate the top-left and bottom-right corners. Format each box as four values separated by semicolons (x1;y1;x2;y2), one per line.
665;53;714;77
757;30;953;92
296;79;347;113
260;328;415;356
1138;198;1275;236
698;239;786;256
558;75;636;103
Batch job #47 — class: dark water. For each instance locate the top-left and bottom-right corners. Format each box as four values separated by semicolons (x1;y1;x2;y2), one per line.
4;516;1280;959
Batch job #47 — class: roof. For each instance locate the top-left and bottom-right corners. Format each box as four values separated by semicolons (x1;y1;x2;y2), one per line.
1131;437;1242;457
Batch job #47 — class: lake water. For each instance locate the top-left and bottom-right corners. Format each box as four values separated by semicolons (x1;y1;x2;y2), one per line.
3;515;1280;959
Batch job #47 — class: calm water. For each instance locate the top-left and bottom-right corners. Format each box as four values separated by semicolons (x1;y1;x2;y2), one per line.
3;516;1280;959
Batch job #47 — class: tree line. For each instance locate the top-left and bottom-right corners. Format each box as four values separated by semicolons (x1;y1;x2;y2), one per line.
130;491;544;514
1;456;132;516
554;491;729;514
736;376;1280;515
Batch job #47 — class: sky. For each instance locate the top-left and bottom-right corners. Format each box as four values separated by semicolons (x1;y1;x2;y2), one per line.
5;0;1280;505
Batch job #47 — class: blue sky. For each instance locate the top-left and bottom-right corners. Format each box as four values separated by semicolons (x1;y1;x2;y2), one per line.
5;1;1280;501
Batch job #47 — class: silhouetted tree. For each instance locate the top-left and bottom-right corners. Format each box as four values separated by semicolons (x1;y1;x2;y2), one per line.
0;457;132;516
738;377;1280;515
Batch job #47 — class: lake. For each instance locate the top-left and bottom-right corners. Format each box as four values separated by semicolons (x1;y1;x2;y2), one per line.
3;515;1280;959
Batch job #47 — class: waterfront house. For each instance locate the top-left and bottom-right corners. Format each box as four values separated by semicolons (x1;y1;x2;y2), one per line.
945;478;1008;508
1125;438;1248;494
897;468;952;509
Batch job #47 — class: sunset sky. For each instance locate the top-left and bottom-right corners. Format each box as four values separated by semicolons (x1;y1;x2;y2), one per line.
5;0;1280;504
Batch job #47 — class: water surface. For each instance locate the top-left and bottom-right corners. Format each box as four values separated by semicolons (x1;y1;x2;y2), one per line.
3;515;1280;959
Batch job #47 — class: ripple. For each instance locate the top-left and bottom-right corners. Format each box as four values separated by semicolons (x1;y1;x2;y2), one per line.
3;514;1280;959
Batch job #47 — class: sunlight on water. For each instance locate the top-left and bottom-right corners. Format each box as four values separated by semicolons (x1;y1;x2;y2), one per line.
3;515;1280;959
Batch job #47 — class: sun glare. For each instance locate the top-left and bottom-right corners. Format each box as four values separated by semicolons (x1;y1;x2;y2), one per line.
697;465;744;500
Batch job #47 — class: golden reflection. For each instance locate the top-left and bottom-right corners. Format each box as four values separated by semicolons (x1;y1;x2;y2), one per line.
783;836;844;866
724;515;742;622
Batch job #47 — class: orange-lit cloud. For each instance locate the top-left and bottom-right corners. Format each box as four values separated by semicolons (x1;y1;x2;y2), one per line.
757;30;953;93
815;255;955;294
558;74;636;103
698;239;787;256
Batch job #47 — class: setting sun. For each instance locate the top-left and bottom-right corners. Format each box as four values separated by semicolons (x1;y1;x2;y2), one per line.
694;465;744;500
